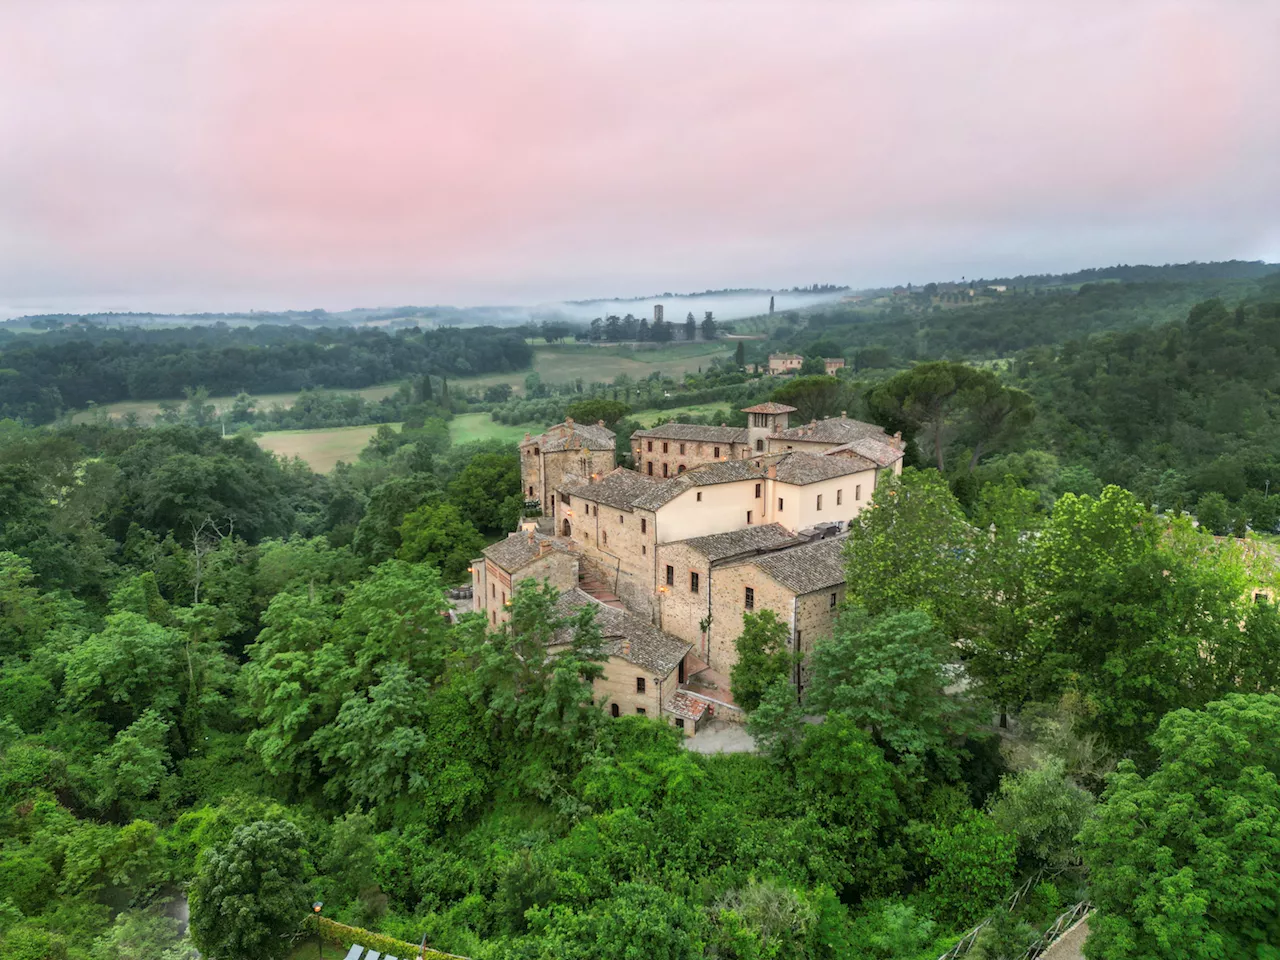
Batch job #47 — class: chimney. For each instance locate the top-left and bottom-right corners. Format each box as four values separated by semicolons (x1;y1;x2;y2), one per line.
565;416;575;426
767;463;777;479
524;432;532;442
621;639;632;658
538;540;551;557
597;419;605;427
527;530;536;544
841;410;846;417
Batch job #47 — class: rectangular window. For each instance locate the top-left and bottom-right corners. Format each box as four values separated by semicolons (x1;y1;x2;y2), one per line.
856;484;861;500
675;718;685;730
641;518;647;533
647;440;653;452
560;492;570;505
754;482;762;498
665;565;674;586
817;494;823;510
713;446;720;458
663;463;669;477
778;497;784;511
679;443;686;455
528;485;534;497
747;510;753;524
642;545;646;555
636;707;646;715
830;592;838;608
662;442;669;453
648;462;654;475
690;571;700;593
491;584;496;597
696;492;702;502
745;587;754;609
836;489;842;506
619;514;624;523
636;677;646;693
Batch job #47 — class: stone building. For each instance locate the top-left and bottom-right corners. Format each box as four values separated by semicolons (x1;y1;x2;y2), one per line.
708;535;848;692
742;401;796;453
824;358;846;375
553;588;705;736
630;423;753;477
472;528;579;629
519;418;616;519
767;352;804;375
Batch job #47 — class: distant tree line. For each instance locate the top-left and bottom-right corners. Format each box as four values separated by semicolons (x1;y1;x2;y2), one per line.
0;324;532;424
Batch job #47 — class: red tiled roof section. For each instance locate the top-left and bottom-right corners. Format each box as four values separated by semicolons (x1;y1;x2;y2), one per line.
740;401;798;414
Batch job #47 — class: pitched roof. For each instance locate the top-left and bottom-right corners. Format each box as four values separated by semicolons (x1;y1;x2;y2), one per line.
773;416;891;446
632;423;749;444
771;451;876;484
742;535;848;595
523;420;616;452
482;530;573;573
632;458;775;510
672;523;802;562
555;588;691;676
825;435;905;468
561;468;663;511
665;690;710;722
740;402;797;415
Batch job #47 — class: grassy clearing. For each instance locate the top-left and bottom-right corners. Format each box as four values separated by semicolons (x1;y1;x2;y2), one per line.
632;403;737;427
455;342;734;394
255;423;398;473
448;412;542;445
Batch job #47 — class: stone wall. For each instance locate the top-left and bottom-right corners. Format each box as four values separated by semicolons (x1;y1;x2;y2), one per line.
632;437;752;479
654;541;715;653
592;655;679;720
561;493;660;620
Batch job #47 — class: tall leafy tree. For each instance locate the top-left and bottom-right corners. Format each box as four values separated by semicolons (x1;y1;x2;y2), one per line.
1081;694;1280;958
730;610;795;713
189;820;311;960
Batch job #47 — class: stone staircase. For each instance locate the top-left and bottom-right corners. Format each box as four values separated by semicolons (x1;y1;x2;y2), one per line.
578;572;625;608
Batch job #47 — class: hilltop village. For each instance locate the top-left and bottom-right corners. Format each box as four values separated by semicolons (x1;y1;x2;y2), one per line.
471;403;905;736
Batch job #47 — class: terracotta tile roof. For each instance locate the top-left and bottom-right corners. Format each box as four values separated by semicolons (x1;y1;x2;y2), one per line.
740;402;798;414
555;588;691;676
560;468;664;511
771;451;876;484
665;690;710;721
523;420;616;452
632;423;749;444
482;530;573;573
632;458;776;510
673;523;802;561
824;435;905;468
773;416;892;446
742;535;848;595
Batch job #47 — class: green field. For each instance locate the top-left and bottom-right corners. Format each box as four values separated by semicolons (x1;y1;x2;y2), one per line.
448;412;542;445
255;424;395;473
632;403;737;426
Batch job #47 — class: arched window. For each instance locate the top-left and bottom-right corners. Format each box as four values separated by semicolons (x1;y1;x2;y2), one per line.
562;519;572;537
677;465;686;474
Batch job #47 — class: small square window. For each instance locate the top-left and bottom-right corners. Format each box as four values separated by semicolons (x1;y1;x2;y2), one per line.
675;718;685;730
745;587;755;609
636;707;646;715
636;677;646;693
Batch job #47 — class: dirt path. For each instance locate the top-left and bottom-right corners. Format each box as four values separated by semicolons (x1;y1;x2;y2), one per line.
1040;918;1090;960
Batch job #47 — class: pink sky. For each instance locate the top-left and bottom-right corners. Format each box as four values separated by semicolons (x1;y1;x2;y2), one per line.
0;1;1276;314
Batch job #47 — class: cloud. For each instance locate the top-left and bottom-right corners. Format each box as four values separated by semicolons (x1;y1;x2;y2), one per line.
0;0;1275;313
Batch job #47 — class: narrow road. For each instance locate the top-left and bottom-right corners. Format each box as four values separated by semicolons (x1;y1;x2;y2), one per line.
1040;918;1089;960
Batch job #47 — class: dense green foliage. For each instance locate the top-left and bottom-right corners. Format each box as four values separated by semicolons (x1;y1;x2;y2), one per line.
0;325;532;423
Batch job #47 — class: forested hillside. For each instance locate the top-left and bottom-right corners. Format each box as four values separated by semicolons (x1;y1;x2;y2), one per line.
0;325;532;424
